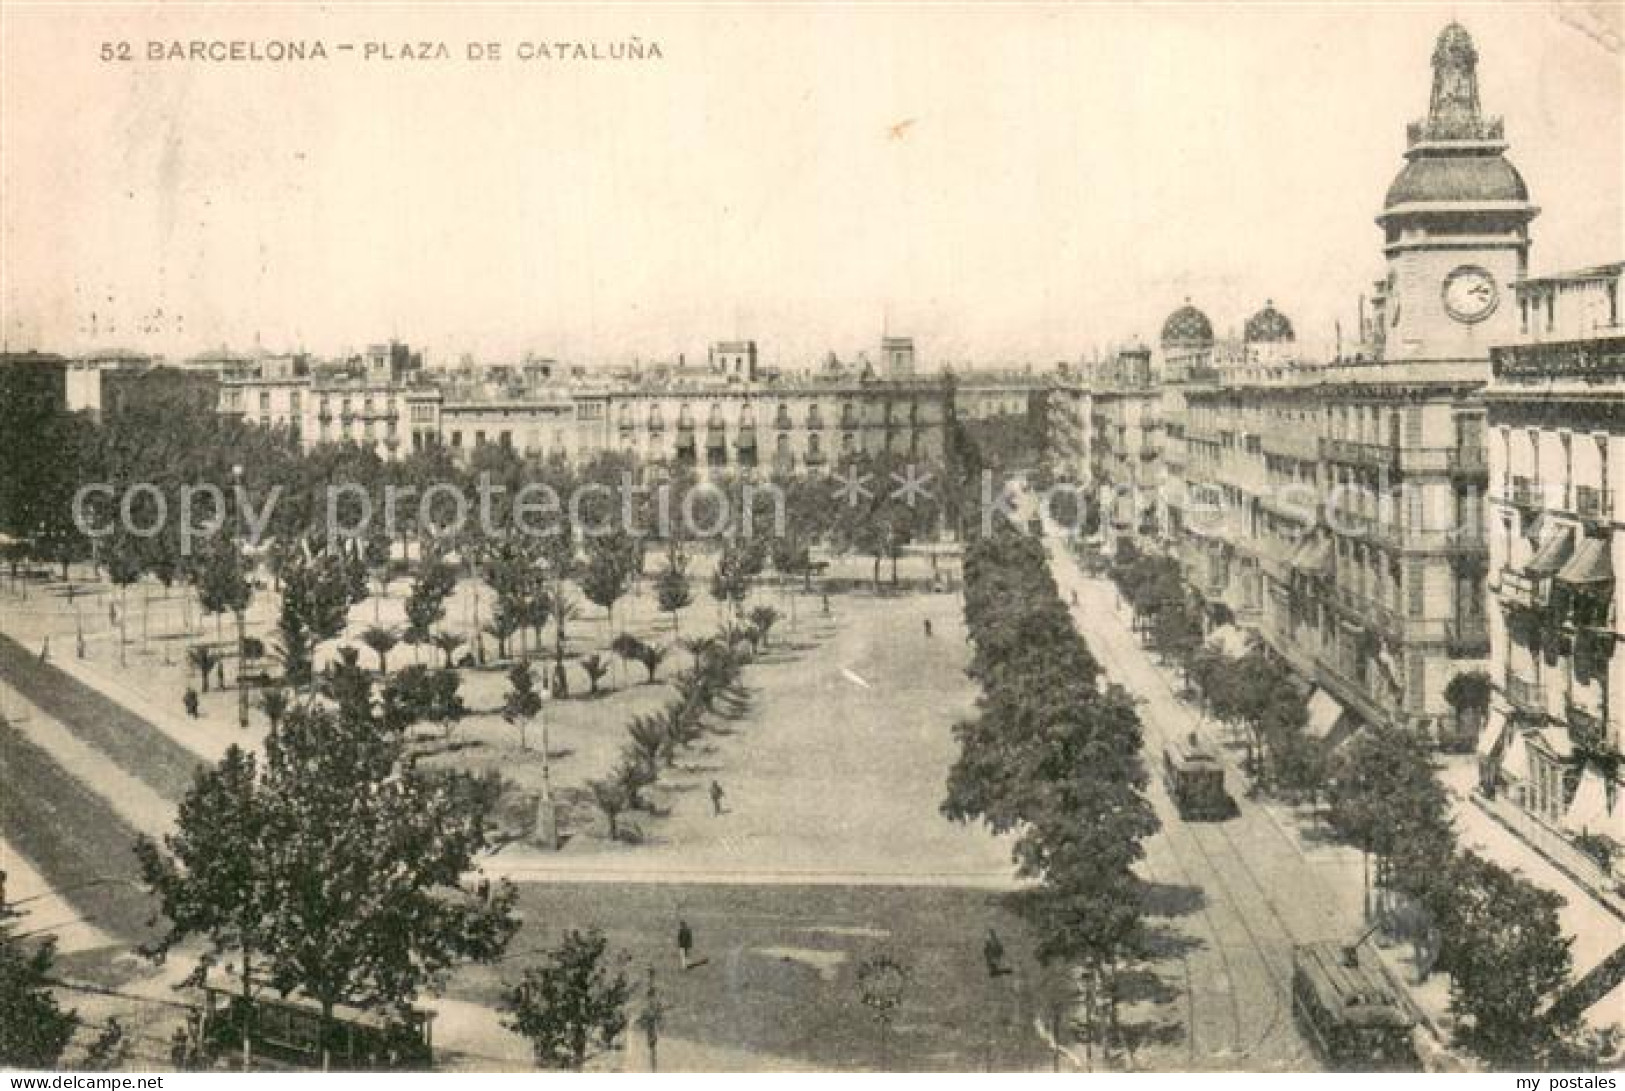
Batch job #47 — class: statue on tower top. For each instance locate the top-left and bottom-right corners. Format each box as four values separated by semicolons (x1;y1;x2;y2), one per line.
1409;22;1503;144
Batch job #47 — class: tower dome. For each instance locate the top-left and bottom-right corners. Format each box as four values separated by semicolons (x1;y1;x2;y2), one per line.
1244;301;1295;344
1379;22;1533;216
1161;300;1215;346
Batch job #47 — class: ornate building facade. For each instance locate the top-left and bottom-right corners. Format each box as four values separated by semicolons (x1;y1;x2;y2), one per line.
1482;263;1625;877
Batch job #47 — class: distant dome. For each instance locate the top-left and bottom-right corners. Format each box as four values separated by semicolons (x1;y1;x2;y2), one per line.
1161;301;1214;346
1384;153;1529;209
1244;301;1295;344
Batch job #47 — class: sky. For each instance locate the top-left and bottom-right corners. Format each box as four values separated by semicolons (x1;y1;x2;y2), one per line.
1;2;1620;371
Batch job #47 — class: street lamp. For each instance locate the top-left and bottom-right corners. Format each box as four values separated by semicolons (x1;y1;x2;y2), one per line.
232;465;249;730
534;685;558;850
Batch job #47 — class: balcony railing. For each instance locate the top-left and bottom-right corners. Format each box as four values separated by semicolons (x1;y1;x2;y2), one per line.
1321;437;1400;472
1576;485;1614;524
1491;335;1625;382
1496;566;1541;610
1509;476;1544;508
1505;676;1546;715
1567;701;1609;753
1446;618;1491;657
1446;445;1488;476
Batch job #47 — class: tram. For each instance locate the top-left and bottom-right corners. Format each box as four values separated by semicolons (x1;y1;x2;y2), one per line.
1291;940;1418;1070
200;982;435;1070
1161;732;1230;820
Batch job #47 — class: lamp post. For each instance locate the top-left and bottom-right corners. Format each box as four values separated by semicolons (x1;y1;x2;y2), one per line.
533;685;558;850
233;465;249;730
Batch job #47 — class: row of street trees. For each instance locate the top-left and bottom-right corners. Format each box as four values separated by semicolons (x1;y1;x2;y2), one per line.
1099;544;1617;1069
944;524;1158;1062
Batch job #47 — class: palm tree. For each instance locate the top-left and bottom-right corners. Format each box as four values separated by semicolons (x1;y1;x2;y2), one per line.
634;642;668;683
187;645;218;694
359;625;400;676
627;714;668;768
257;686;290;731
581;653;610;696
429;630;463;669
589;779;628;842
748;605;781;649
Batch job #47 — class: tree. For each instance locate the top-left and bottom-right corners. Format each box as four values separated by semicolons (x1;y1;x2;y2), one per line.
387;664;467;740
0;874;79;1068
359;625;400;676
403;560;457;659
581;653;610;696
626;714;671;770
134;746;271;1038
747;605;780;650
187;645;219;694
581;531;639;630
257;686;290;732
1436;851;1582;1068
549;591;580;697
614;747;658;811
655;551;692;634
429;630;463;669
254;702;518;1067
503;929;631;1071
634;643;667;683
1326;722;1454;922
500;661;543;753
277;550;352;688
1444;670;1493;745
588;780;628;842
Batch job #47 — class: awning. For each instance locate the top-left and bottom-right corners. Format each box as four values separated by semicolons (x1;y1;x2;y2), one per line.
1305;688;1344;741
1557;536;1613;586
1535;725;1576;761
1476;708;1509;758
1527;524;1577;577
1502;727;1532;782
1562;765;1617;836
1290;535;1333;578
1375;648;1402;692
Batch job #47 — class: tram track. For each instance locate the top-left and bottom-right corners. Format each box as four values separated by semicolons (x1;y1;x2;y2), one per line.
1044;538;1319;1069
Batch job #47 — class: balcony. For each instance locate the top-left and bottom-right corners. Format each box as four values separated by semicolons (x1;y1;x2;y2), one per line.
1567;701;1610;753
1505;676;1546;716
1491;335;1625;383
1445;445;1488;477
1446;618;1491;657
1321;437;1400;472
1496;566;1541;609
1576;485;1614;524
1509;476;1544;509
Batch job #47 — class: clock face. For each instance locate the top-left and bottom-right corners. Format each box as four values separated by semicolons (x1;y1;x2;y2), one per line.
1442;265;1499;323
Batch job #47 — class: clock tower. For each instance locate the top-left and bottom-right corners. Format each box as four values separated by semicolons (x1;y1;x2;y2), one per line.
1375;23;1538;364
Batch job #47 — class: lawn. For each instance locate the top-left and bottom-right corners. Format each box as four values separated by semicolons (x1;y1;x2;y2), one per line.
443;881;1069;1072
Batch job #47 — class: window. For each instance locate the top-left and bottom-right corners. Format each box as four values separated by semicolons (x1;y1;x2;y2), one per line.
260;392;271;413
450;431;462;448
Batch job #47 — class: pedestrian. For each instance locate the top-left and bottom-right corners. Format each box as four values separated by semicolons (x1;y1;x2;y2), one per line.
1071;590;1079;608
984;928;1006;977
108;602;118;628
923;619;933;638
38;636;50;663
169;1026;192;1070
821;592;831;616
217;660;226;689
709;780;725;817
183;688;199;719
677;919;694;970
